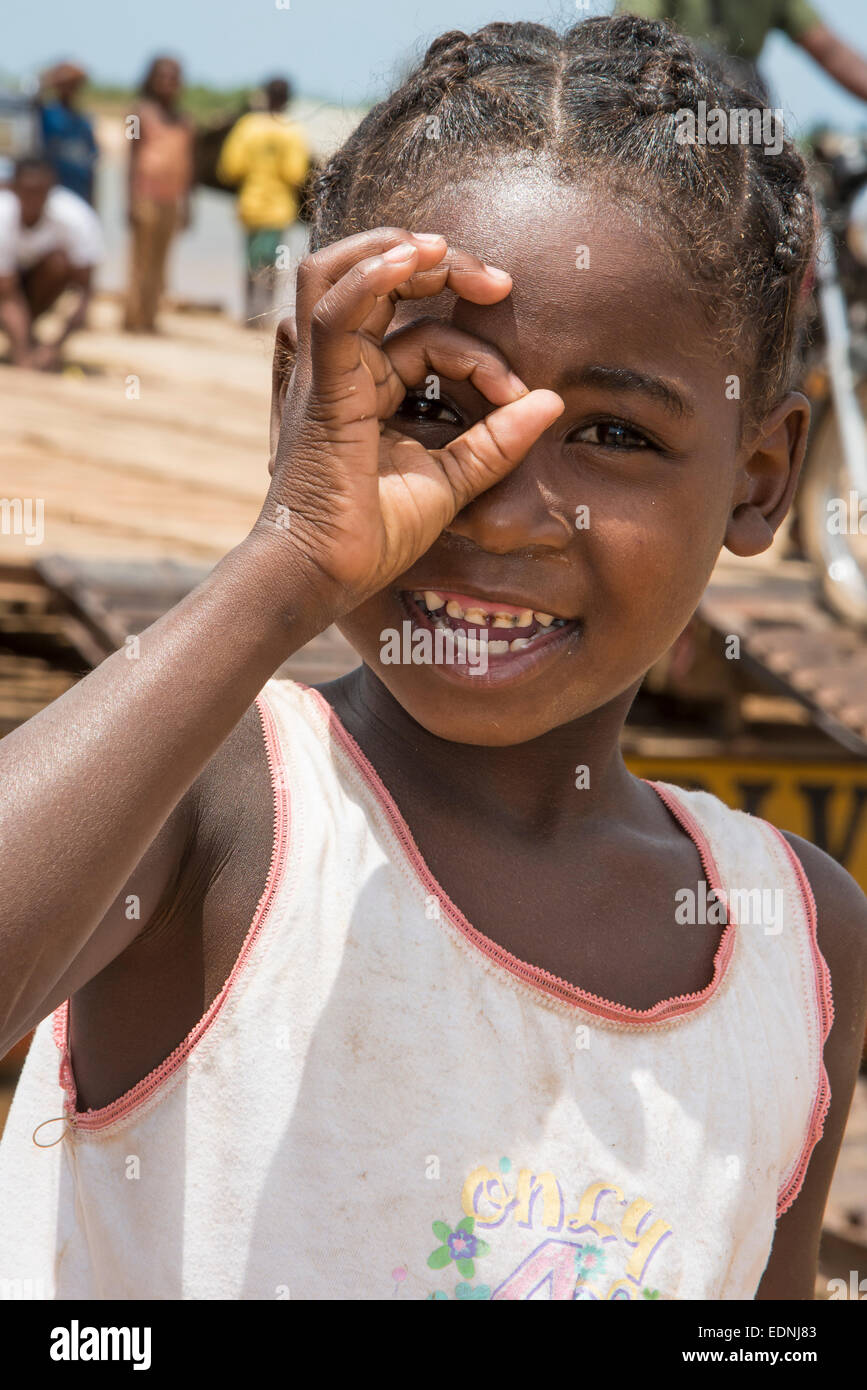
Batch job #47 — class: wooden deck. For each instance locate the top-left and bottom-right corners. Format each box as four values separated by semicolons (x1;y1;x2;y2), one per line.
0;295;360;721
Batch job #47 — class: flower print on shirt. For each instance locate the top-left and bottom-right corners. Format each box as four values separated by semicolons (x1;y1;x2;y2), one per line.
427;1217;490;1279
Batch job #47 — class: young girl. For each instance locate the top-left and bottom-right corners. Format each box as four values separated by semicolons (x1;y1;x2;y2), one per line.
1;16;865;1301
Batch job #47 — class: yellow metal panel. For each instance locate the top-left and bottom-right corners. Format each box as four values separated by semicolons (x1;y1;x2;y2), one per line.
625;757;867;891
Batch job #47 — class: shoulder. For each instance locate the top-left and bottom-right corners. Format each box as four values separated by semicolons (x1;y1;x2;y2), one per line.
778;0;824;41
653;779;867;1005
0;189;17;222
279;116;307;139
229;112;263;141
778;829;867;1026
285;122;310;153
48;186;97;226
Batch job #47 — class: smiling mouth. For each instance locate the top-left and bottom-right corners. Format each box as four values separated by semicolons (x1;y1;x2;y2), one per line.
400;588;579;657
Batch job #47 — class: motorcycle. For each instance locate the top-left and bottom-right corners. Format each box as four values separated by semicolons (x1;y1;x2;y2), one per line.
797;128;867;627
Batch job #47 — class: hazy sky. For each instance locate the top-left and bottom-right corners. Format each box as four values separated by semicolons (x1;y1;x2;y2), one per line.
5;0;867;134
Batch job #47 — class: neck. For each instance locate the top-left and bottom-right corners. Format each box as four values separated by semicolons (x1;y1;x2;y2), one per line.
329;665;643;840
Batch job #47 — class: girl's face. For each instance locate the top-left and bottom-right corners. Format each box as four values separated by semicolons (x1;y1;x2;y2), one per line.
333;174;808;746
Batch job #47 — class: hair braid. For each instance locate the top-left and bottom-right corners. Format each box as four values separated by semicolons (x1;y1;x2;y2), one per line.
307;14;817;421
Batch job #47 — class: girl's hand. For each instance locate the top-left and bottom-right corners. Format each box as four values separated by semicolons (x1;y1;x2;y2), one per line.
256;227;564;611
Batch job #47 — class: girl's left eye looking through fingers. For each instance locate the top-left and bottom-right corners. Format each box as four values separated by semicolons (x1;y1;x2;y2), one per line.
571;420;654;450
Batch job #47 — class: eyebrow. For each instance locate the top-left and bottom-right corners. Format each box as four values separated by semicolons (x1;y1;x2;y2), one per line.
558;365;694;420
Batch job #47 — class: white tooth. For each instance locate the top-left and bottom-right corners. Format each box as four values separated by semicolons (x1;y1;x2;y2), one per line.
464;607;487;625
424;591;445;611
488;640;510;654
510;638;532;651
453;629;467;647
465;636;483;660
517;609;533;628
446;600;465;620
492;614;515;628
534;611;554;626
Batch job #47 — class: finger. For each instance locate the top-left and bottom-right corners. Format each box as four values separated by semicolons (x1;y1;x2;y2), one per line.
307;242;424;386
373;318;528;414
432;390;565;513
360;244;513;343
295;227;448;336
390;244;512;305
296;227;513;347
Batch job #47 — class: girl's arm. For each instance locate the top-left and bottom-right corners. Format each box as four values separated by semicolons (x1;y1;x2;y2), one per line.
0;226;563;1057
0;535;330;1058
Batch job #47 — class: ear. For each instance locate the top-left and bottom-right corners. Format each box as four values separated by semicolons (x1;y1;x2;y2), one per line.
724;392;811;557
268;315;298;475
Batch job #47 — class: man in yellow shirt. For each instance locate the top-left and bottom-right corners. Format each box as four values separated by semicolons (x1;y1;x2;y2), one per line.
217;78;310;324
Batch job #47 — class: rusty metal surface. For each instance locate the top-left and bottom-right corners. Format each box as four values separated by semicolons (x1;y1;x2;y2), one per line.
700;556;867;755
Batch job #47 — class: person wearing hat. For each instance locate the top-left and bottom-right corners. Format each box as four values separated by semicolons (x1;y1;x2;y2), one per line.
39;62;98;206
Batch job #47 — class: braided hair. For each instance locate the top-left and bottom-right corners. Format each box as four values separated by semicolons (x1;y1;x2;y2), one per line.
307;15;816;424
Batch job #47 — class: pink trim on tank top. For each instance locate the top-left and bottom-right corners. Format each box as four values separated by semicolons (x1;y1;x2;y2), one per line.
299;683;738;1025
766;825;835;1218
51;692;290;1133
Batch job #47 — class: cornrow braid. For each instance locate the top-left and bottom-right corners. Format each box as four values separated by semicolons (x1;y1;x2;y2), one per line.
308;15;817;423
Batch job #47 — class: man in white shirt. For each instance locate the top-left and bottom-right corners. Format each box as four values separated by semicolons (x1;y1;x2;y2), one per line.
0;157;104;370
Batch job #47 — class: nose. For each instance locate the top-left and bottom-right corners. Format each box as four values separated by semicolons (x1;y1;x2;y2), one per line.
445;450;573;555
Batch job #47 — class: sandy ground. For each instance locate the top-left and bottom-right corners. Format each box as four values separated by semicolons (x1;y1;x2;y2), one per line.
0;295;273;563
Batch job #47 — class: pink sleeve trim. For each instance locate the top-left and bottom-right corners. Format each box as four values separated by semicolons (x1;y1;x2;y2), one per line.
767;827;835;1218
51;689;291;1133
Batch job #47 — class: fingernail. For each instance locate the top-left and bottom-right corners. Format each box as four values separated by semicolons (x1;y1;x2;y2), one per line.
412;232;445;244
508;372;528;394
484;264;511;281
383;243;416;262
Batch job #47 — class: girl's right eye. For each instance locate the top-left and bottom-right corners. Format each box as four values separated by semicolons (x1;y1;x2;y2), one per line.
393;391;461;427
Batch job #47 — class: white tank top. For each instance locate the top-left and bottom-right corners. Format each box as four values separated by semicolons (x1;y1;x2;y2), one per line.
0;678;833;1301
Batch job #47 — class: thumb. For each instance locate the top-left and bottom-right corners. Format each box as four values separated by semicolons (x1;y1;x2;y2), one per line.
434;389;564;512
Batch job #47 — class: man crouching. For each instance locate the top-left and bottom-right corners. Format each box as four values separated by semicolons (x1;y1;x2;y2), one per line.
0;157;104;371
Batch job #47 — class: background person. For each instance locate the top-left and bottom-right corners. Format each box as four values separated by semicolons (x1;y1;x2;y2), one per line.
38;62;98;206
217;76;310;324
123;56;194;334
615;0;867;102
0;156;103;371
